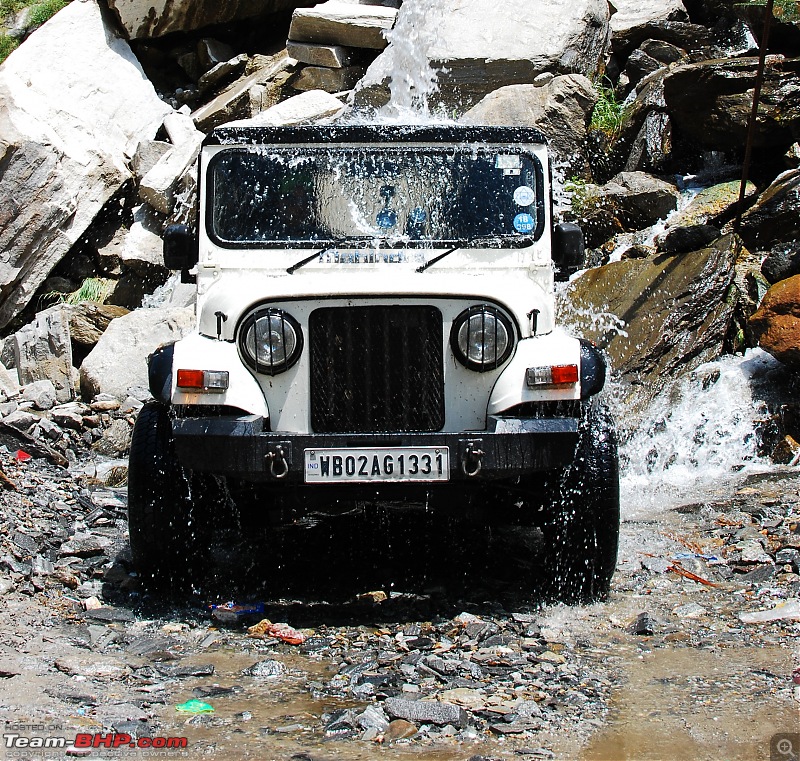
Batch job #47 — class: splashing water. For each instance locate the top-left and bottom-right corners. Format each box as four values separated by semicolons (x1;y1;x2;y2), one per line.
374;0;447;121
619;349;779;518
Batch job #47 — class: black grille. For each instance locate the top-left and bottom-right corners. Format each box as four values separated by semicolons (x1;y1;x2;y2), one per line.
310;306;445;433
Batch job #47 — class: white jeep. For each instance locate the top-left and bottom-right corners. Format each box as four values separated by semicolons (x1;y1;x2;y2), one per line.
128;124;619;602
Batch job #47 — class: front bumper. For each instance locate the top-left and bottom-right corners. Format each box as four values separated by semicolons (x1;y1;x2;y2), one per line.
170;414;579;483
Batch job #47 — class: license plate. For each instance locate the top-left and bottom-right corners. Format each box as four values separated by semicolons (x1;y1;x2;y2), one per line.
304;447;450;483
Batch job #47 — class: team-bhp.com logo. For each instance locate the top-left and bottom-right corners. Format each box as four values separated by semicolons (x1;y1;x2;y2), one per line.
4;732;188;753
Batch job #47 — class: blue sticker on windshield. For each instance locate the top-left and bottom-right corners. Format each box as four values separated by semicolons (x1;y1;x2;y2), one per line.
513;213;535;233
376;209;397;229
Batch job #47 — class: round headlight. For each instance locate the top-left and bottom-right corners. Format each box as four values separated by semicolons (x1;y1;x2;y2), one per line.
450;305;514;372
239;308;303;375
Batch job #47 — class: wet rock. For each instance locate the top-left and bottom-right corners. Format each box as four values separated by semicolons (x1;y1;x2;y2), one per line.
762;243;800;286
384;718;418;741
384;697;469;727
772;435;800;465
242;659;286;678
738;169;800;253
656;224;721;255
355;0;611;109
630;612;656;636
749;275;800;369
0;0;171;329
461;75;599;177
562;234;740;414
663;58;800;154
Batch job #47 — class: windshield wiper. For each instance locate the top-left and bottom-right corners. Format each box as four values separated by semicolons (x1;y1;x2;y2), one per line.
287;238;369;274
416;237;494;273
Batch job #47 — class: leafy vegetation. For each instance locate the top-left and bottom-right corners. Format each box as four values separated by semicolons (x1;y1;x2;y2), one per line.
739;0;800;21
48;277;114;306
589;81;628;139
0;0;70;64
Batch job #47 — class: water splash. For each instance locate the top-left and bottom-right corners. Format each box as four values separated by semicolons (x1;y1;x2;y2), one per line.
619;349;779;518
373;0;448;121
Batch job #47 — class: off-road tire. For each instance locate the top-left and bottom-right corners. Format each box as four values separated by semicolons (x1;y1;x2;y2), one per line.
540;403;620;603
128;401;207;590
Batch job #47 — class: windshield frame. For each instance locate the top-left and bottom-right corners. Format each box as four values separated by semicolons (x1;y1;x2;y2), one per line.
204;144;546;250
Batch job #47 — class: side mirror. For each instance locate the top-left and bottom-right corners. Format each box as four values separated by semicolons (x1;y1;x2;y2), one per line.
553;222;585;274
163;224;198;271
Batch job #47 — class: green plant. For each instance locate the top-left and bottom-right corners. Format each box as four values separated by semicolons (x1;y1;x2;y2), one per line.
564;176;593;217
0;34;18;62
49;277;114;306
590;81;628;139
27;0;67;27
738;0;800;21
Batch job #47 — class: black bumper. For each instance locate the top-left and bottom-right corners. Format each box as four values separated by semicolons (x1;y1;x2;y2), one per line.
170;414;579;484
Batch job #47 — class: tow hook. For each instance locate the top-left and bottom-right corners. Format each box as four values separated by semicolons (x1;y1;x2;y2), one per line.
266;445;289;479
462;442;484;477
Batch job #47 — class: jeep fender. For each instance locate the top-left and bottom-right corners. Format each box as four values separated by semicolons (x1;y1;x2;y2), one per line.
488;332;584;414
169;333;270;418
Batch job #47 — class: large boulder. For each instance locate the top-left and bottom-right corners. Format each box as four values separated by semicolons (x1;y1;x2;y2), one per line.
79;306;195;401
611;0;689;46
737;169;800;253
355;0;611;110
288;2;398;49
749;275;800;369
106;0;300;40
561;234;741;415
460;75;598;177
0;0;172;330
663;57;800;152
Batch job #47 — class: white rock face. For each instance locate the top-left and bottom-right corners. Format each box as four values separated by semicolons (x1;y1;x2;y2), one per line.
355;0;610;109
224;90;347;127
79;306;196;401
0;0;172;329
610;0;688;35
107;0;299;40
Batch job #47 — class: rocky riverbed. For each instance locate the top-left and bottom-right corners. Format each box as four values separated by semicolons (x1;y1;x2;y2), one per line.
1;436;799;761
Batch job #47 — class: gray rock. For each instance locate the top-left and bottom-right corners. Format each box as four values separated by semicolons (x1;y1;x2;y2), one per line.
287;41;355;68
739;169;800;253
289;2;397;49
51;409;83;430
92;419;133;457
0;363;20;399
79;306;195;401
11;306;75;403
292;65;365;93
3;409;39;433
357;704;390;732
59;533;113;558
0;0;171;329
140;137;203;216
223;90;347;129
131;140;172;182
242;659;286;678
761;243;800;285
461;75;598;177
384;697;469;727
777;548;800;571
198;54;249;94
22;379;57;411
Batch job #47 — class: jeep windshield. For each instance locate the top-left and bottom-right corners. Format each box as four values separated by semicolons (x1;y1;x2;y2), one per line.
206;146;545;248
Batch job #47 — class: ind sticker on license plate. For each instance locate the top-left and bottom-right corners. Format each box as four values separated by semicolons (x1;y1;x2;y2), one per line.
304;447;450;483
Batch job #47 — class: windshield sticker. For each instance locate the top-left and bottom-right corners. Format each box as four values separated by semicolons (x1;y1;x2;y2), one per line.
513;213;535;233
495;154;521;176
513;186;535;206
